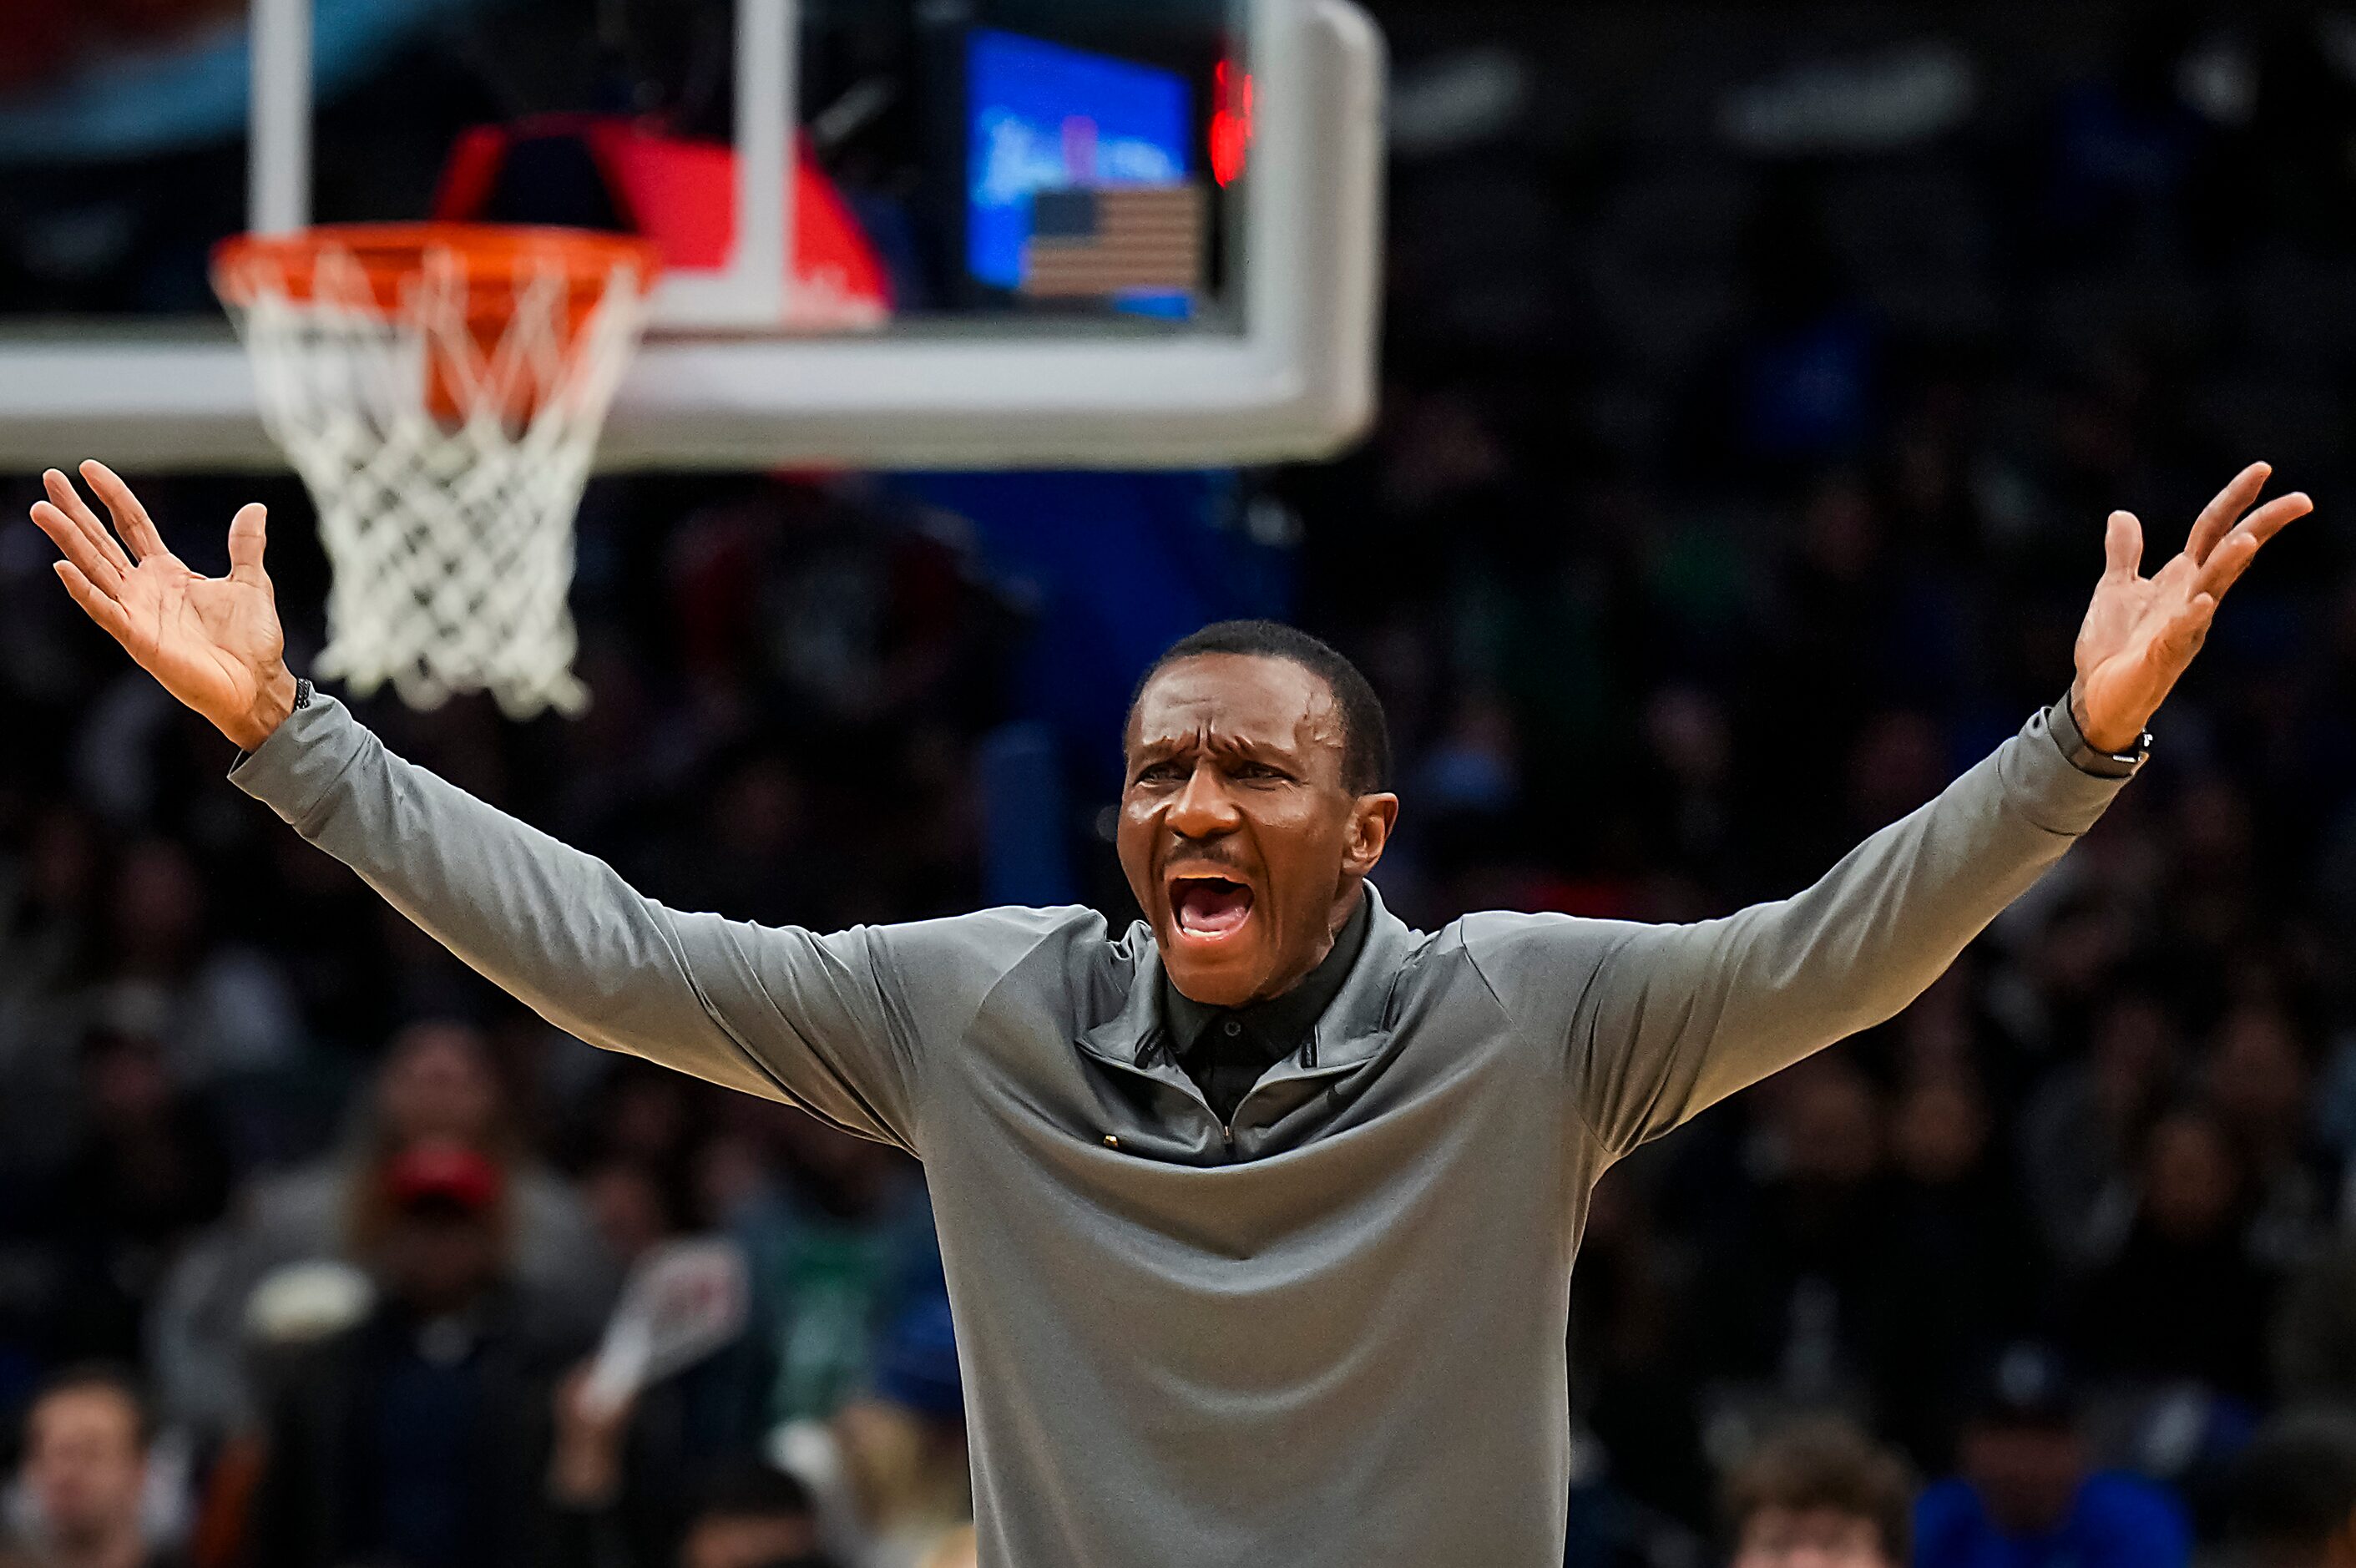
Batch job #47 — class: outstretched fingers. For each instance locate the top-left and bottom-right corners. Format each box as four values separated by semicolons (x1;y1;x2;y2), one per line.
53;561;132;643
30;498;127;595
2185;461;2273;565
2237;488;2313;549
40;469;132;579
2194;490;2311;599
79;461;169;561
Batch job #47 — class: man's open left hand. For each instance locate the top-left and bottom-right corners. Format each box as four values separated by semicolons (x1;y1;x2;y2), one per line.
2072;462;2311;753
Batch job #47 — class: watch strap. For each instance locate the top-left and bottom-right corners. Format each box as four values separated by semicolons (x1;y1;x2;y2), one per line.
2048;692;2150;780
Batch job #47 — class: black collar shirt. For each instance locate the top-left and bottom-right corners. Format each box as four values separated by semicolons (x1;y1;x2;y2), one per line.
1159;893;1373;1125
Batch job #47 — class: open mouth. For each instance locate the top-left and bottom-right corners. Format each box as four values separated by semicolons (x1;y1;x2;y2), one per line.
1168;874;1255;942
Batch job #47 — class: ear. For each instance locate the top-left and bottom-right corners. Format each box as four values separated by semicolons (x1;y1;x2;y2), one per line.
1343;793;1399;874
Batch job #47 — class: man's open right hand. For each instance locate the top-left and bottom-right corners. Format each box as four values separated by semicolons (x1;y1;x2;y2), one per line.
28;461;297;752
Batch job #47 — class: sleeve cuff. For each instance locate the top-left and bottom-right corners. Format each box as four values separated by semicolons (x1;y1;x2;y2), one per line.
2045;690;2147;779
227;692;368;829
1996;696;2133;837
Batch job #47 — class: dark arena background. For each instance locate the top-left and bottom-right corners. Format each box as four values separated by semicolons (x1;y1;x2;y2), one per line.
3;3;2356;1566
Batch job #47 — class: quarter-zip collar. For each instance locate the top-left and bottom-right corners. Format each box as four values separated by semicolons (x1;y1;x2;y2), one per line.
1076;883;1413;1096
1159;890;1373;1098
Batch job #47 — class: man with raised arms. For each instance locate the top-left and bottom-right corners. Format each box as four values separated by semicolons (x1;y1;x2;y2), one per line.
26;460;2308;1567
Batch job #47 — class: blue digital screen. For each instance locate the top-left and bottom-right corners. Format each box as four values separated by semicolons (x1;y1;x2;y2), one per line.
965;28;1193;292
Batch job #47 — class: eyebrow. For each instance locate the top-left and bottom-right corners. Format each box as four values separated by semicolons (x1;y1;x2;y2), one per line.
1128;731;1304;770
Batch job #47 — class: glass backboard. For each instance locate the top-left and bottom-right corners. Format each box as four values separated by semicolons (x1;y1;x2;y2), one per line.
0;0;1381;470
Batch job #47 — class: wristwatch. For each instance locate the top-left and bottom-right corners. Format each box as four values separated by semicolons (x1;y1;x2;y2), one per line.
230;676;312;770
2049;692;2151;781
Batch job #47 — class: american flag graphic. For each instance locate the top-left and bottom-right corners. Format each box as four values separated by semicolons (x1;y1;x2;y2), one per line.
1019;184;1205;298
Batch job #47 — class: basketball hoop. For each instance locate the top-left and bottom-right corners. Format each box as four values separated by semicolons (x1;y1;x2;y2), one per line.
212;223;660;718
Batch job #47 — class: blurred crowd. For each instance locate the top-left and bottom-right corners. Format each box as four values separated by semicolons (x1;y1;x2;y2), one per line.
1287;3;2356;1562
0;463;1007;1568
8;1;2356;1566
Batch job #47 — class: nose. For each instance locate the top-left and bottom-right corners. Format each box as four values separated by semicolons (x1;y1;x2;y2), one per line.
1165;761;1241;840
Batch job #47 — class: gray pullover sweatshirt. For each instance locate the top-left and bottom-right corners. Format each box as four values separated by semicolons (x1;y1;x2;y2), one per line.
230;693;2125;1567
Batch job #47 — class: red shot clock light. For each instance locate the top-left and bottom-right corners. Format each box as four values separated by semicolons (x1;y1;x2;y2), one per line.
1211;59;1255;187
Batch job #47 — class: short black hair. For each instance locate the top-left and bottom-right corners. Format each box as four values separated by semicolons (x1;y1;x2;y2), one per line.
1129;620;1393;795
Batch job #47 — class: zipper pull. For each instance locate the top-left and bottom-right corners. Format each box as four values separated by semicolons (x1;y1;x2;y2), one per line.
1221;1122;1235;1152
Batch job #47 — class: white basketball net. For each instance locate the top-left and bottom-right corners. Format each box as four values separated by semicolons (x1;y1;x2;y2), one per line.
221;240;650;718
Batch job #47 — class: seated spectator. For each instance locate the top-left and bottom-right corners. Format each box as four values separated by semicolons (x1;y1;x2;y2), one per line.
94;838;302;1090
245;1141;594;1568
5;1363;182;1568
154;1019;607;1434
2016;990;2177;1274
579;1159;683;1275
727;1113;943;1428
1913;1344;2189;1568
1877;1068;2047;1468
43;1027;231;1365
544;1234;773;1568
2222;1411;2356;1568
778;1297;970;1568
1684;1053;1893;1419
2205;1001;2335;1271
0;804;106;1184
549;1368;832;1568
1721;1417;1913;1567
2070;1103;2273;1400
1568;1173;1711;1535
273;1019;604;1296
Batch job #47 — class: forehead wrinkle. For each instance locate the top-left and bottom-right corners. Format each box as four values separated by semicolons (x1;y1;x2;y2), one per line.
1127;654;1342;766
1131;715;1214;756
1140;716;1316;766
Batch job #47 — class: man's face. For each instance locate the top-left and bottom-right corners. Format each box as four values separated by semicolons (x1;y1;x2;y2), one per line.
377;1025;499;1145
1120;655;1396;1007
1733;1507;1894;1568
379;1208;503;1315
23;1386;146;1548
